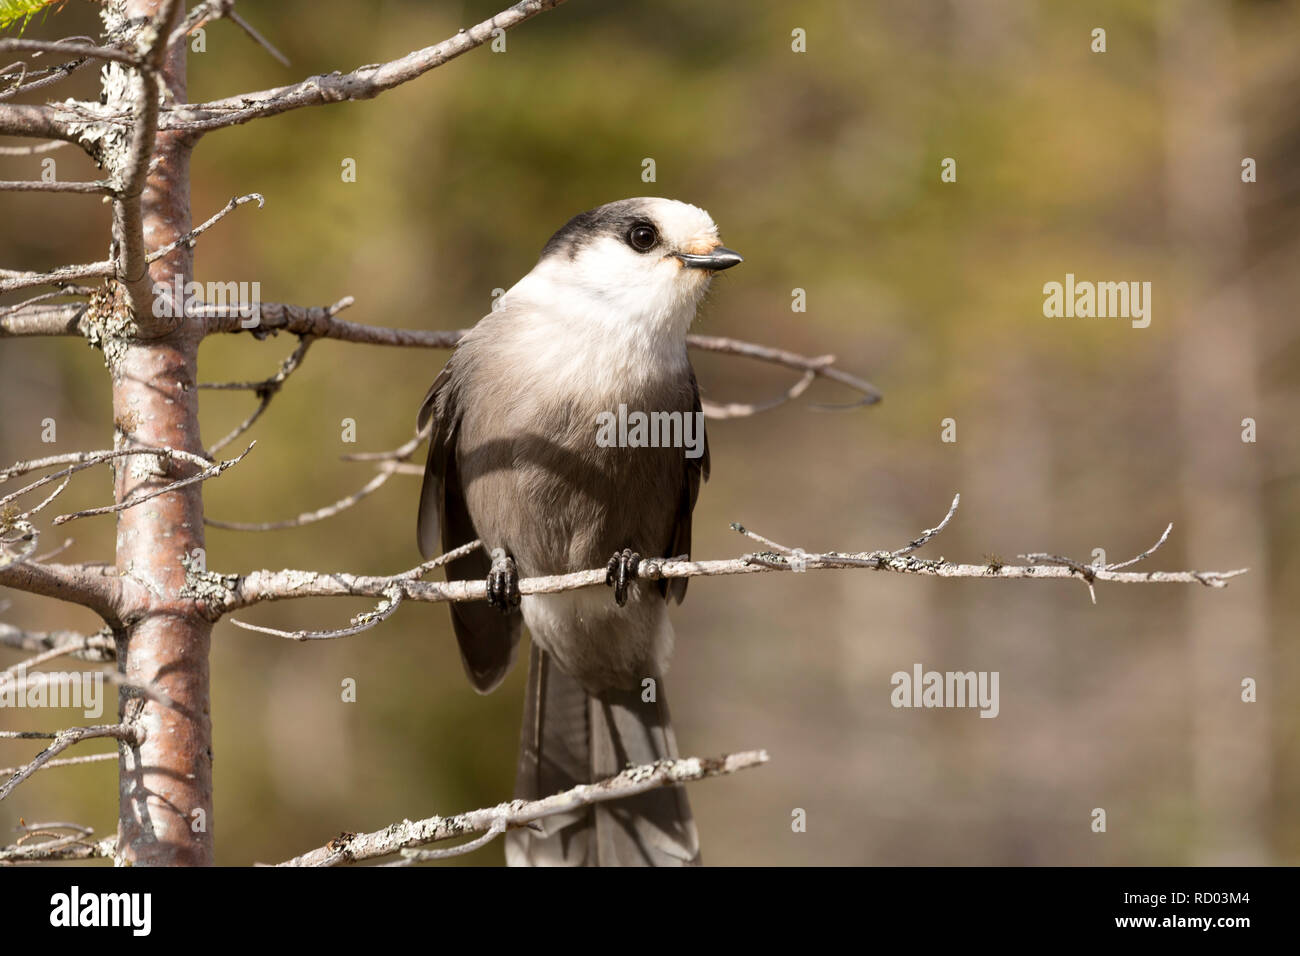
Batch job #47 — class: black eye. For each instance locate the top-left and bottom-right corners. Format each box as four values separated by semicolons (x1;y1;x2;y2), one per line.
627;223;658;252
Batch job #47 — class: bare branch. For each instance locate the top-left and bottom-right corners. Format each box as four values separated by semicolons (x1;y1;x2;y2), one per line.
0;179;113;194
206;303;879;416
208;497;1246;623
891;493;961;557
277;749;769;866
0;561;124;622
337;422;428;463
167;1;289;67
0;641;78;685
227;9;289;67
0;822;115;865
206;458;394;532
0;102;82;144
0;260;115;295
145;192;263;264
1;56;92;103
0;38;140;68
162;0;569;135
0;300;89;337
0;723;135;802
1104;522;1174;571
700;368;817;419
0;622;115;662
203;296;458;345
51;441;253;525
231;585;403;641
0;138;72;155
200;334;312;456
225;541;482;639
687;333;883;408
0;752;116;778
1;445;214;507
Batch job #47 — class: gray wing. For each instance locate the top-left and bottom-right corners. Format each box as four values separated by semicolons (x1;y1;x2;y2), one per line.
664;369;709;604
417;360;521;693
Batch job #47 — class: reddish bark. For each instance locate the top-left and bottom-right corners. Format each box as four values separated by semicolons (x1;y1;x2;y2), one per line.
111;0;212;866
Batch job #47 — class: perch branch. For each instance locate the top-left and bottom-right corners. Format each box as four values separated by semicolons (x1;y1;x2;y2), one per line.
207;495;1247;623
225;540;482;639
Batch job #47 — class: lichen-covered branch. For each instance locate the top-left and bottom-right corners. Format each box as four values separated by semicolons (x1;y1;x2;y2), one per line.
203;495;1247;632
278;749;769;867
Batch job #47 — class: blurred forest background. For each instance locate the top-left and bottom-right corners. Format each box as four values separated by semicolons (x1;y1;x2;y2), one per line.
1;0;1296;865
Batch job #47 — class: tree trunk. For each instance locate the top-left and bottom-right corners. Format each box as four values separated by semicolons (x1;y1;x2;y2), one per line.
108;0;213;866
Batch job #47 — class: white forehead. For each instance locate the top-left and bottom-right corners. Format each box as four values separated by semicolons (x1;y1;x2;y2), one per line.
636;197;718;245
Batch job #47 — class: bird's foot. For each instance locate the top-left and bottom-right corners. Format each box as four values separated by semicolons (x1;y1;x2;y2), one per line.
486;548;520;612
605;548;641;607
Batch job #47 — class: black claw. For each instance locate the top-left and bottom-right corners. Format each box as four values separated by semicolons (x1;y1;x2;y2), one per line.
486;549;519;612
605;548;641;607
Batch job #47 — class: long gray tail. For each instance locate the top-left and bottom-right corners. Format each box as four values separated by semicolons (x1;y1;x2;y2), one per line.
504;643;700;866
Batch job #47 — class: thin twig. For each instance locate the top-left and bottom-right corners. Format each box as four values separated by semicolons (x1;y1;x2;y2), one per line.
0;751;115;778
0;723;135;802
204;301;882;413
201;335;312;455
205;459;394;531
231;586;403;641
0;38;139;68
0;622;115;662
52;442;254;525
145;192;264;263
1106;523;1174;571
161;0;569;134
0;179;114;194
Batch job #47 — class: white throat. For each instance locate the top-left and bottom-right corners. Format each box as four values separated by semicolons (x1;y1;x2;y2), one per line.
493;258;700;399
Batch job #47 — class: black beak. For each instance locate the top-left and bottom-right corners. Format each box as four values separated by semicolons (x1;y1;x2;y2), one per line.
675;247;744;272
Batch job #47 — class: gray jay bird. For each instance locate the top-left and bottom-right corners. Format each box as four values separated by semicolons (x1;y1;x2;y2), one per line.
416;198;742;866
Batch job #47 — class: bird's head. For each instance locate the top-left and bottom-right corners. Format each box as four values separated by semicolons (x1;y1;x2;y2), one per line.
523;197;742;337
